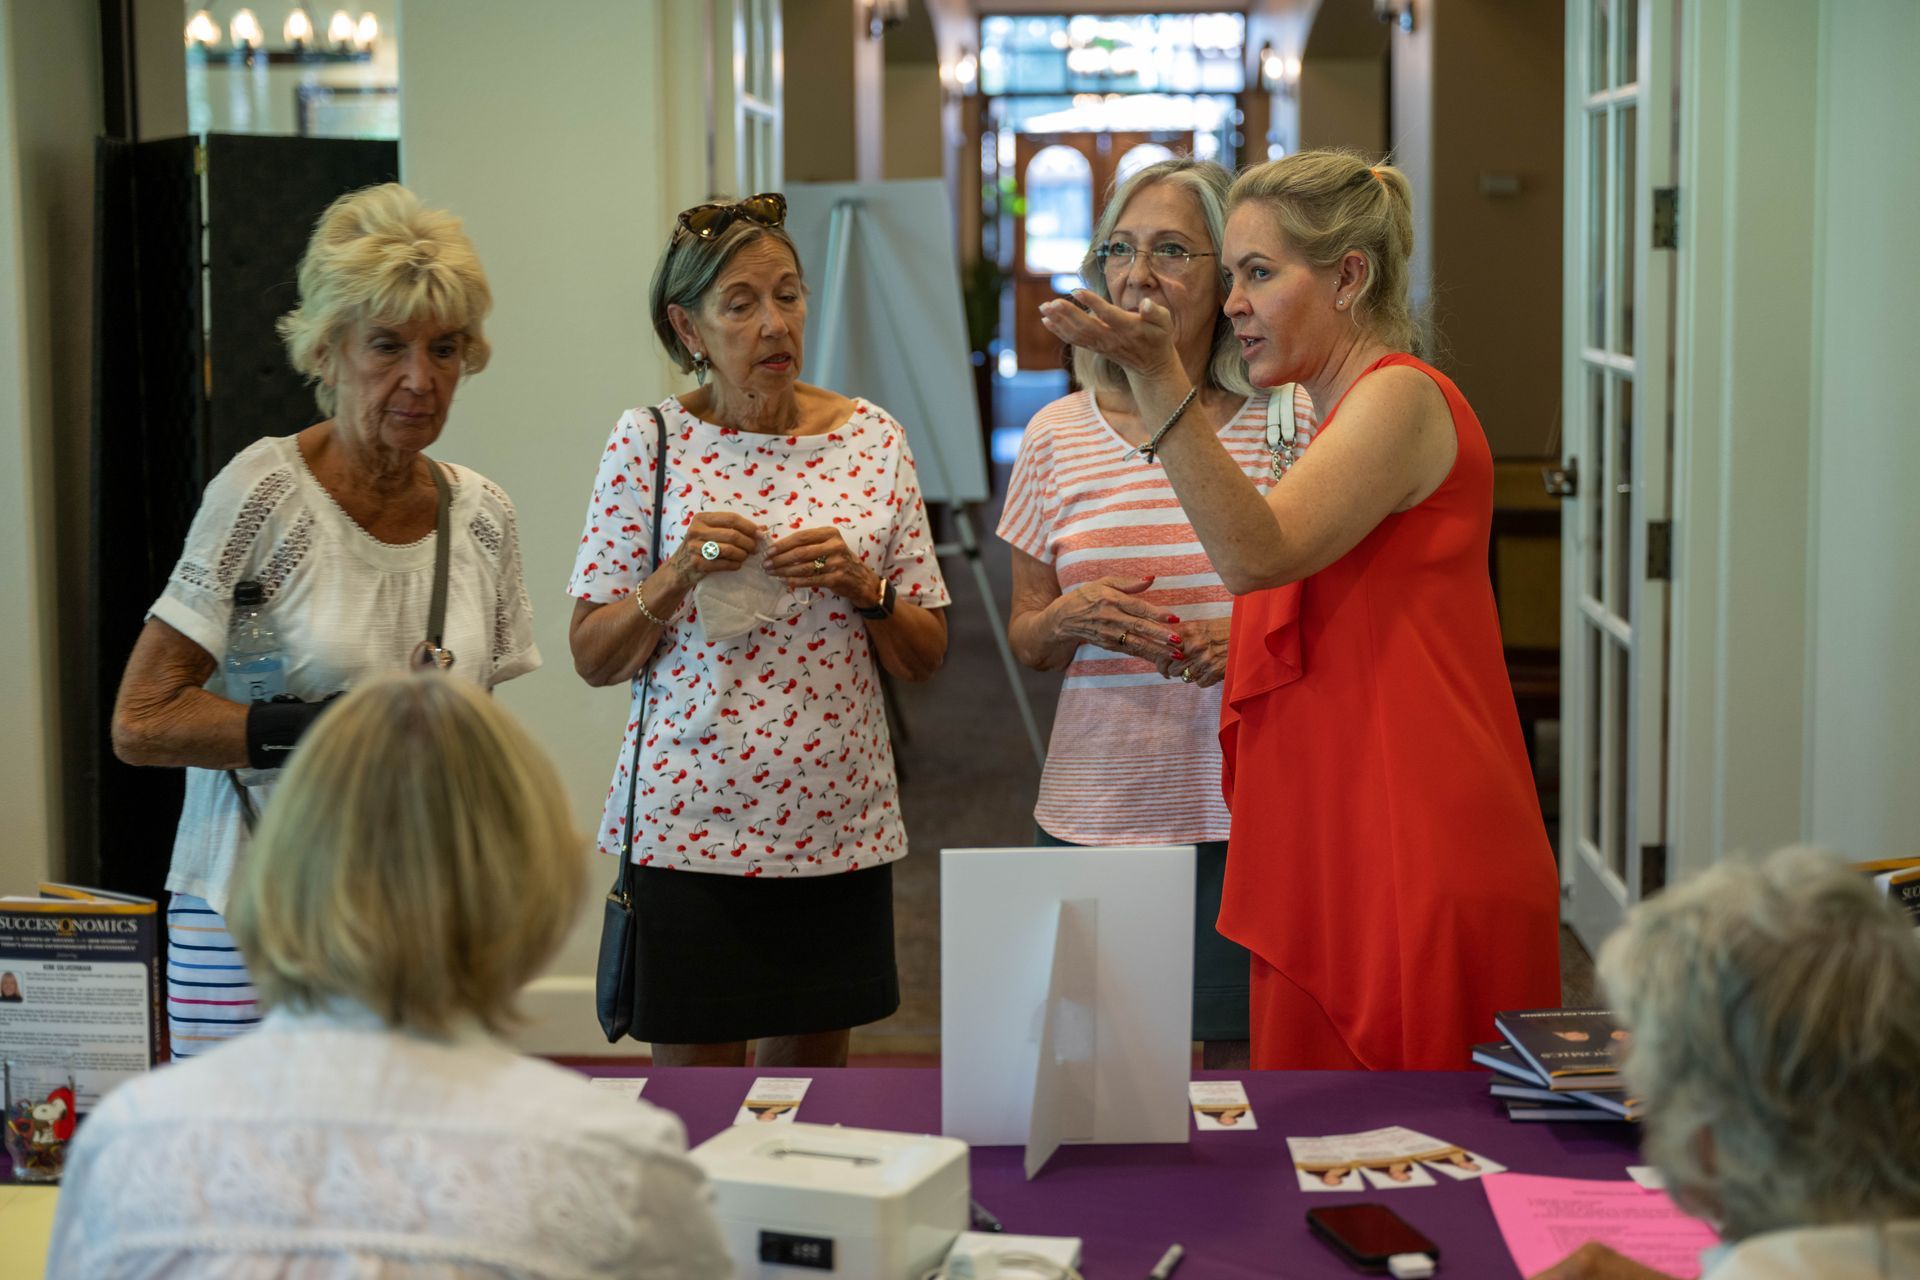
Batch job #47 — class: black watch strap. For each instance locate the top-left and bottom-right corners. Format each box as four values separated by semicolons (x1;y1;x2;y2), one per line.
857;579;897;620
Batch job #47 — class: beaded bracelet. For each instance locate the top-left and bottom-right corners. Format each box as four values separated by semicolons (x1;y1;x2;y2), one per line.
1125;385;1200;464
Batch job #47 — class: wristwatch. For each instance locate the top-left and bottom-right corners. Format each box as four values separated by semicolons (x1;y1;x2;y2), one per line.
857;578;898;620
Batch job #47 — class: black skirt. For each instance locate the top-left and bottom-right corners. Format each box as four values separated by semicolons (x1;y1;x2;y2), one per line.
624;861;899;1044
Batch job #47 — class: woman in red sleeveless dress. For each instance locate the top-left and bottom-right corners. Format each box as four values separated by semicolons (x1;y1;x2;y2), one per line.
1040;151;1561;1069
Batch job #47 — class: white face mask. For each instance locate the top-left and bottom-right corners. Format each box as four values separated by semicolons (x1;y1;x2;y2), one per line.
694;541;810;642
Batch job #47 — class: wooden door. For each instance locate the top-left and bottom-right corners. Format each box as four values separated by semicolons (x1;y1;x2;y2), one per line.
1010;130;1191;371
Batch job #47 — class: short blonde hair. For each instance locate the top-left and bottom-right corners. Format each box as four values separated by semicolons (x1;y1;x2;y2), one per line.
227;675;587;1037
1228;150;1420;353
1073;157;1252;398
1600;846;1920;1240
276;183;493;415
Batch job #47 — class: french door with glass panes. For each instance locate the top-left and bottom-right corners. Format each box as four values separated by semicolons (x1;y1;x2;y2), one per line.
1559;0;1679;951
733;0;782;193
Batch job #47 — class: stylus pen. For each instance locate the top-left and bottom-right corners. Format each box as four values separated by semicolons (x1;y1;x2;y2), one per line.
1147;1242;1185;1279
969;1198;1003;1232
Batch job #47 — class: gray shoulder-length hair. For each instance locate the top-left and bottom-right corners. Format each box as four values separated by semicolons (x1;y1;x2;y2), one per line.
648;208;806;374
1072;156;1251;398
1598;845;1920;1241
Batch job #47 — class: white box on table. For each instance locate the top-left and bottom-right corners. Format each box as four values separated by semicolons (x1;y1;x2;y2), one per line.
690;1121;970;1278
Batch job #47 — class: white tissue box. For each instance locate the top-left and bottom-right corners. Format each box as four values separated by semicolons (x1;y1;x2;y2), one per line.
691;1122;971;1278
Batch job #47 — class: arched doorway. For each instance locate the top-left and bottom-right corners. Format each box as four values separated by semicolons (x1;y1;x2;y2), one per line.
1010;131;1196;370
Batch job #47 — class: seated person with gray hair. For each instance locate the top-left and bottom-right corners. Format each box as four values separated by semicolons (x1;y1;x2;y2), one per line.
48;675;732;1279
1536;845;1920;1280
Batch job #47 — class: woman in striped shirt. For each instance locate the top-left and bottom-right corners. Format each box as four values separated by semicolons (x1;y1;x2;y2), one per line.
999;158;1314;1067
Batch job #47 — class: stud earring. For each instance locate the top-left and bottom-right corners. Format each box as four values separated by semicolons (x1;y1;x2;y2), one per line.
1336;298;1348;309
691;352;710;387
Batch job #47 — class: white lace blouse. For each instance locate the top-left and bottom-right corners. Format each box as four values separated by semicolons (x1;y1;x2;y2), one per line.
45;1004;734;1280
151;436;540;915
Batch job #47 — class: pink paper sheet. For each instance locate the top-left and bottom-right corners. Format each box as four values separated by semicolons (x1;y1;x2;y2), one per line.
1481;1171;1720;1278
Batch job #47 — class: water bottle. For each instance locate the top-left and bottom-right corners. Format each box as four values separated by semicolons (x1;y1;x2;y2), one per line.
226;580;287;705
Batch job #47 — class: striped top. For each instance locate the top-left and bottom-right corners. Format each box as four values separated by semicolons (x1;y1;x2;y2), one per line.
998;386;1316;844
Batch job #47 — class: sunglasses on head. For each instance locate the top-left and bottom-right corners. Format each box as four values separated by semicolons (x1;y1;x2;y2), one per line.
675;192;788;241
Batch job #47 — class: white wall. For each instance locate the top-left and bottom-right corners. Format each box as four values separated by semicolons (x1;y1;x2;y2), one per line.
402;0;706;1053
1299;57;1385;156
0;0;100;893
1803;0;1920;858
883;63;945;181
1669;0;1917;870
1666;0;1818;874
0;1;54;895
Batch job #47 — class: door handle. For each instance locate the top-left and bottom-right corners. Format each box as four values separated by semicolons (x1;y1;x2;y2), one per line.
1542;459;1578;499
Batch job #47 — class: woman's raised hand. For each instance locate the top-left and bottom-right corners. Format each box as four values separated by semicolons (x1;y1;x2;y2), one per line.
667;511;760;584
1038;290;1182;381
1049;574;1186;664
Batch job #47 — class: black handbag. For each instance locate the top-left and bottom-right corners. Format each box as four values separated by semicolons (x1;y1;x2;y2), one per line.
596;407;670;1042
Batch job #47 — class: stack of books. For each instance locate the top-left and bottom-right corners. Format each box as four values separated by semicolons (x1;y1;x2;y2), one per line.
1473;1008;1641;1123
1859;856;1920;931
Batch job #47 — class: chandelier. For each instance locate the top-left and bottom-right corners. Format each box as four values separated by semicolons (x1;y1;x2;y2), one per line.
184;7;379;64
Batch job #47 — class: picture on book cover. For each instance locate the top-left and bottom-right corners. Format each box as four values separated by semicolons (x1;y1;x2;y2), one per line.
1494;1008;1630;1091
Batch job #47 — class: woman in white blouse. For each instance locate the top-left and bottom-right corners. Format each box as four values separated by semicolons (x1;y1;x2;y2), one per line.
111;184;538;1059
1536;847;1920;1280
49;675;734;1280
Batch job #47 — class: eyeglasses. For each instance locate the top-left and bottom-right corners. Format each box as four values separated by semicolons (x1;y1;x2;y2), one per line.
1095;242;1219;277
676;192;788;241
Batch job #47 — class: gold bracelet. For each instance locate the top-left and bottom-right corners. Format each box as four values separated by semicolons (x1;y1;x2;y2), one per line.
634;584;676;627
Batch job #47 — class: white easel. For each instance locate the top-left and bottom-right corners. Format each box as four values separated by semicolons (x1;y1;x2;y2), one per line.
790;182;1046;767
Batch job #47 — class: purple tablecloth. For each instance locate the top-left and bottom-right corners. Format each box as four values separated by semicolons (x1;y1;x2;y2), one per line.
580;1067;1643;1279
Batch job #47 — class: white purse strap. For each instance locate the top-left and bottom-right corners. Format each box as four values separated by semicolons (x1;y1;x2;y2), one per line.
1266;383;1302;479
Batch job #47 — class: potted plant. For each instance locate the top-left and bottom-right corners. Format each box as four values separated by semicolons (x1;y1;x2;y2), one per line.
961;254;1005;443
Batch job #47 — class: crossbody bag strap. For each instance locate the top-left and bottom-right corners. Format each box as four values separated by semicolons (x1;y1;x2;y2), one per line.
226;768;260;834
618;407;672;901
426;458;452;648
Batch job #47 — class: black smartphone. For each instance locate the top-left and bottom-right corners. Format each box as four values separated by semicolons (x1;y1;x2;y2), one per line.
1306;1203;1439;1273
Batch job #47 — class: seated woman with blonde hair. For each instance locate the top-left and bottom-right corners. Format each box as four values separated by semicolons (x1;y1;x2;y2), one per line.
1535;846;1920;1280
48;675;732;1279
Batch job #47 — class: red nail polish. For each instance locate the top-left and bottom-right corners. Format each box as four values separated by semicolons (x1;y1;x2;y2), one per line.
1168;634;1183;646
1165;615;1181;624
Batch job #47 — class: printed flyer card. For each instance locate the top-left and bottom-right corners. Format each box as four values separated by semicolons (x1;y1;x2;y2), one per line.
587;1077;647;1100
1286;1136;1366;1193
1287;1126;1489;1192
734;1076;811;1125
1423;1148;1508;1180
1189;1080;1257;1131
1360;1160;1438;1189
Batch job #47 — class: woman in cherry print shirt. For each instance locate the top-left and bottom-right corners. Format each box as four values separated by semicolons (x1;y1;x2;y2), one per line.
568;194;950;1068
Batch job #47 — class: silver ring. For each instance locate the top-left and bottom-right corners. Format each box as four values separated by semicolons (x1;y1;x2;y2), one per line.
1181;666;1195;683
699;540;721;561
